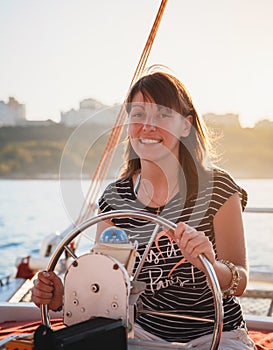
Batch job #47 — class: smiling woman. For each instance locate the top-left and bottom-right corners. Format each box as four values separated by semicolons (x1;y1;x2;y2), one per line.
95;70;254;348
31;69;256;349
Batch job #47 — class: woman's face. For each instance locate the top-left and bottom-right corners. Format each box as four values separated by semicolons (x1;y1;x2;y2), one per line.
128;91;192;163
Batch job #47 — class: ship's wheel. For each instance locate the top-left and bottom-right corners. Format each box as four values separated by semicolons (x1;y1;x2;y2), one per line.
41;210;223;350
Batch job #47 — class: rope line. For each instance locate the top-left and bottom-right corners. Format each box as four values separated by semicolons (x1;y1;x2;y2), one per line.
75;0;169;227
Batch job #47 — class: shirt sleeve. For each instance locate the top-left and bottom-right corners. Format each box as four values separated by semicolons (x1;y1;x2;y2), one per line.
211;169;248;213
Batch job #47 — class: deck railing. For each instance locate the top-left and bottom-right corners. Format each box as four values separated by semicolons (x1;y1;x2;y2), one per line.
245;207;273;213
241;206;273;317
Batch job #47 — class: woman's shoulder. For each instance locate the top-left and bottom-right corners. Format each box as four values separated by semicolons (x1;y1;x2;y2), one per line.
209;167;248;210
211;167;238;186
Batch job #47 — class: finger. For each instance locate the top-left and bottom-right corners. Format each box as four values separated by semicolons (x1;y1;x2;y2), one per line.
34;277;54;293
37;271;54;286
179;230;201;250
46;271;63;290
187;241;209;258
31;287;53;305
175;222;197;240
39;271;64;292
173;222;187;241
38;271;64;302
183;238;215;263
31;283;53;298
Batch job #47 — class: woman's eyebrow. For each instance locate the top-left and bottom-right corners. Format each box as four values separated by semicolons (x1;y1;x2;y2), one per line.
131;103;145;109
157;105;173;113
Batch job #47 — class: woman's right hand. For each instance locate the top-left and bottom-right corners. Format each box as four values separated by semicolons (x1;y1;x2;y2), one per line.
31;271;64;311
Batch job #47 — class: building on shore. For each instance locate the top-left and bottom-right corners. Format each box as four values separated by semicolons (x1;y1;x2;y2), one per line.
60;98;119;127
0;97;26;126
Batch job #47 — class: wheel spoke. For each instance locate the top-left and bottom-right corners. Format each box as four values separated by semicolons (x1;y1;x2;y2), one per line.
138;309;214;323
63;244;78;260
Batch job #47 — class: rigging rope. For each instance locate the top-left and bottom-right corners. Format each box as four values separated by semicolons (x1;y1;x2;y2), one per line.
75;0;168;226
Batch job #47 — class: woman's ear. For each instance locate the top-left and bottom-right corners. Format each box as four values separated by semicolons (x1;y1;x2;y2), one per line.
180;115;193;137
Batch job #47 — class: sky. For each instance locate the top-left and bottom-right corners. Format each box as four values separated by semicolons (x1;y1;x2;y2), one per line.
0;0;273;127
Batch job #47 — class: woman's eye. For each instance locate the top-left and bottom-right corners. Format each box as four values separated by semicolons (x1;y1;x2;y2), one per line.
159;113;170;118
130;111;145;118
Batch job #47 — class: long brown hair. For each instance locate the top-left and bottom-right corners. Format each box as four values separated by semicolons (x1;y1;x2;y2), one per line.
120;71;212;201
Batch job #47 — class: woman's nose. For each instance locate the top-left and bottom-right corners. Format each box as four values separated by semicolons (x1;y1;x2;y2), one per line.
142;114;156;130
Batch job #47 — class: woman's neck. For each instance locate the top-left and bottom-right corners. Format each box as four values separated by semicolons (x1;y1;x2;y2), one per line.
134;161;180;208
139;159;179;184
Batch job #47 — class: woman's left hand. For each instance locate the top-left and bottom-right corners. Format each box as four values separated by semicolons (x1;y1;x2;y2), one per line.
173;222;216;272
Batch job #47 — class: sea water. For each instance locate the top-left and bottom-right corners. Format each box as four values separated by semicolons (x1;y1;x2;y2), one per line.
0;178;272;278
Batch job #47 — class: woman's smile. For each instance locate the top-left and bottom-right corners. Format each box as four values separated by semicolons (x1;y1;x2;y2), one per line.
139;138;162;144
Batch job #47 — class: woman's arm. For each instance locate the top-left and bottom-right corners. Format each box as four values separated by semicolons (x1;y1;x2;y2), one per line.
173;192;248;297
212;192;248;296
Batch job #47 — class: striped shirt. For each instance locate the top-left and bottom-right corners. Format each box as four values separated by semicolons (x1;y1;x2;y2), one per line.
98;168;248;343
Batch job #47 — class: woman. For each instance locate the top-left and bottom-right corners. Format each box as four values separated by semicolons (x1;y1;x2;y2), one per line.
31;70;256;349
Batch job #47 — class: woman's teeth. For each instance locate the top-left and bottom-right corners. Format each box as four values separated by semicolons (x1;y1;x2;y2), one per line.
140;139;161;144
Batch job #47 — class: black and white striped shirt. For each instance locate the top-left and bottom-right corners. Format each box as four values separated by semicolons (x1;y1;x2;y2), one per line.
98;168;247;343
